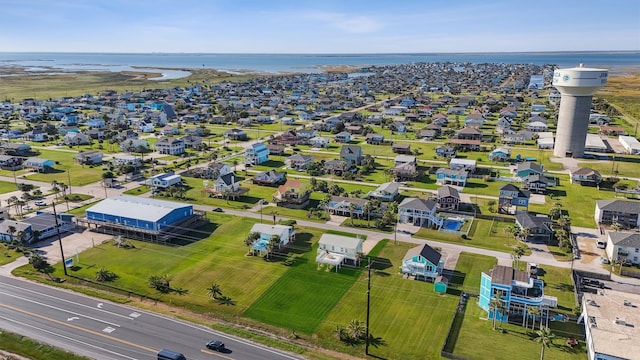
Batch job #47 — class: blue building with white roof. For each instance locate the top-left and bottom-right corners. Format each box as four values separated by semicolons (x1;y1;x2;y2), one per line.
86;195;195;232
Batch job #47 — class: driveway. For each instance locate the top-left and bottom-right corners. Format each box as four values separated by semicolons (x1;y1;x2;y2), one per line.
572;226;608;274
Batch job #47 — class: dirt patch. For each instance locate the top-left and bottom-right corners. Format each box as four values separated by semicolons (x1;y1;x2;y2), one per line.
0;350;30;360
578;237;599;264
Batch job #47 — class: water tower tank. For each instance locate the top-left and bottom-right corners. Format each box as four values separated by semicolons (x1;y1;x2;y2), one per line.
552;65;608;157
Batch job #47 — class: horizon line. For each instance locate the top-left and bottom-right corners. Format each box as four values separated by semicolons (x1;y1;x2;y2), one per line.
1;50;639;55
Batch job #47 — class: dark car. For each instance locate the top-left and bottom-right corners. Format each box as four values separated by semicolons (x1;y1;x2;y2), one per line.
206;340;225;352
582;278;605;289
212;207;224;212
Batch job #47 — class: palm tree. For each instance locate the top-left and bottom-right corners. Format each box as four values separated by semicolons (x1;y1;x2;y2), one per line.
6;226;17;245
362;201;373;227
333;326;349;341
518;227;531;242
346;319;366;340
266;235;280;259
95;266;116;282
244;232;260;254
558;215;571;228
611;221;623;232
207;283;223;300
534;326;555;360
51;180;60;200
528;305;541;330
549;206;561;220
512;244;526;269
489;292;505;330
348;202;358;225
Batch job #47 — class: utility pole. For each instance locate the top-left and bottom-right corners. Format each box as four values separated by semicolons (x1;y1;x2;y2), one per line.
52;201;68;276
365;257;372;356
67;169;72;194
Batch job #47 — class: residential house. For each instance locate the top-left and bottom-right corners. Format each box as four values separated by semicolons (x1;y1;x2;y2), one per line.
326;196;368;218
272;179;311;209
367;182;400;202
248;223;296;256
401;244;444;281
137;120;154;133
213;173;241;193
398;197;442;228
225;128;248;141
365;133;385;145
0;142;31;155
278;130;301;145
120;139;149;152
112;154;142;167
316;233;364;271
24;158;54;172
437;185;460;210
606;232;640;265
74;151;103;165
63;132;90;145
435;145;456;158
522;174;550;194
498;184;530;213
595;200;640;229
526;121;548;132
619;135;640;154
340;145;363;167
479;265;552;323
334;131;351;143
24;129;48;142
252;170;286;186
515;211;553;243
180;135;203;149
245;143;270;165
392;143;412;154
0;220;33;244
0;155;23;169
449;158;476;172
155;138;185;156
309;136;329;148
323;160;348;175
570;168;602;186
515;162;544;178
417;129;436;140
266;144;285;155
285;154;314;170
145;172;182;188
160;125;180;136
436;168;467;187
448;138;481;151
489;147;511;162
456;127;482;141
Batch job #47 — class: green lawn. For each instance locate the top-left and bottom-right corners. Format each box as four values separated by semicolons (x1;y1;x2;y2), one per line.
0;180;20;194
0;243;24;266
123;185;151;195
451;305;586;360
23;149;103;186
314;240;459;359
243;230;363;334
66;200;101;216
414;218;520;253
0;329;91;360
450;252;498;294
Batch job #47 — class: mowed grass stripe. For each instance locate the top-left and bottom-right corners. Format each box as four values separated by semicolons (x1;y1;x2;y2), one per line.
243;235;362;334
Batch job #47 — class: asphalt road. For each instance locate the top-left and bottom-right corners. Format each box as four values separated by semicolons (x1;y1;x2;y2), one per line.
0;276;302;360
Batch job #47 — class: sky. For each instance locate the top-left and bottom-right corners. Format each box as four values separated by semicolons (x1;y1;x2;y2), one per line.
1;0;639;53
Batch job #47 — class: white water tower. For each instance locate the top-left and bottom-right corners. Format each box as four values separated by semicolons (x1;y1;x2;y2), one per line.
552;64;608;157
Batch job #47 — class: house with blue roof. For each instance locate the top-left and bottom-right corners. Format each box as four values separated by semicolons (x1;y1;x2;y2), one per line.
401;244;444;281
247;223;295;256
436;168;467;187
498;184;530;213
245;143;270;165
479;264;556;323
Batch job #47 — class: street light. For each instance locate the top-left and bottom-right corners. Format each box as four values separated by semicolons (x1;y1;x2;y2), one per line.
260;200;264;224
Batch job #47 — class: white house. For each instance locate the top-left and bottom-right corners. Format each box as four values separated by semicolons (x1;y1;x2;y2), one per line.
309;136;329;148
606;232;640;265
316;234;364;271
145;172;182;188
247;223;296;255
155;137;185;155
619;135;640;154
449;158;476;172
112;154;142;166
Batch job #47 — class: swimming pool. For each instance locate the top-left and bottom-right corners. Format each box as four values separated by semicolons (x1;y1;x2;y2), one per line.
442;218;464;231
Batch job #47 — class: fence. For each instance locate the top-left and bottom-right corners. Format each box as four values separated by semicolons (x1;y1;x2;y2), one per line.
440;294;472;360
621;270;640;279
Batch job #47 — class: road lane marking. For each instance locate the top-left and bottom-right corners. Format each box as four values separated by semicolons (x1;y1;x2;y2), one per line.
129;312;141;318
97;302;103;308
103;326;116;333
0;290;121;328
0;304;156;354
67;316;80;322
0;314;139;360
201;348;235;360
0;282;133;320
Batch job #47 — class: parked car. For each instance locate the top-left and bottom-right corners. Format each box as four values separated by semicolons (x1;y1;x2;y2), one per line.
35;200;47;207
212;207;224;212
205;340;225;352
600;257;610;264
582;278;605;288
22;205;33;211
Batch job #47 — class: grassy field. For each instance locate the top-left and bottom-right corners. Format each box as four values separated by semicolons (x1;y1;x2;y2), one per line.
450;252;498;294
243;233;367;334
414;218;520;253
123;185;151;195
0;180;20;194
0;329;91;360
0;243;24;266
23;149;103;186
314;240;459;360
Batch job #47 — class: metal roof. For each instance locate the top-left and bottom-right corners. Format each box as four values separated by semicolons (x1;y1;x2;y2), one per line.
319;233;362;250
86;195;192;223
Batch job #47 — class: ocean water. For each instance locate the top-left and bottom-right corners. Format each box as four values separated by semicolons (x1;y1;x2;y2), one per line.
0;51;638;76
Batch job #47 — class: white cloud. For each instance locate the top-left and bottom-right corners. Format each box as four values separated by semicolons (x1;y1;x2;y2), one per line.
305;11;382;33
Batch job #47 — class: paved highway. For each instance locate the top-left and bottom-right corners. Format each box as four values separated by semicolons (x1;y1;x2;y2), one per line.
0;276;302;360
